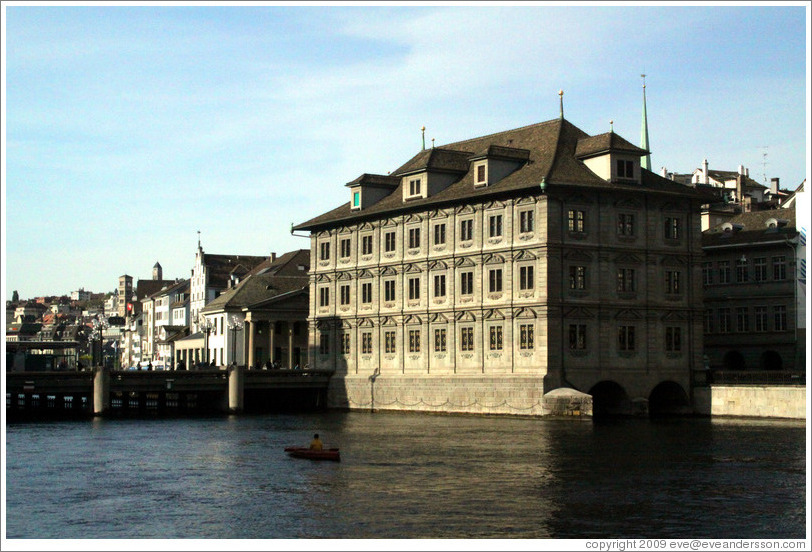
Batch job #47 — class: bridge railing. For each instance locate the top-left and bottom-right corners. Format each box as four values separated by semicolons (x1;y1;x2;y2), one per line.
696;370;806;386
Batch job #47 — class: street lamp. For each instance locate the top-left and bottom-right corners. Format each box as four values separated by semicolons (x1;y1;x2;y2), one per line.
198;314;213;367
91;315;109;369
228;315;244;367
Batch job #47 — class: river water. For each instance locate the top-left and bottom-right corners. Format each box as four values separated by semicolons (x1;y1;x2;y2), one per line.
4;411;807;540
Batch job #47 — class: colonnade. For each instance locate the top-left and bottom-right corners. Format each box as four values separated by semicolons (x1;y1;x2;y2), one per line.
243;318;302;369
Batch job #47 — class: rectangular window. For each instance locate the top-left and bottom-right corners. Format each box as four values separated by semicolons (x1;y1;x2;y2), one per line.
617;268;636;293
736;307;749;332
618;326;635;351
719;308;731;333
754;306;767;332
460;327;474;351
489;215;503;238
520;210;534;233
352;191;360;208
319;333;329;355
320;242;330;261
361;332;373;354
384;280;396;302
434;328;447;352
568;209;585;233
361;235;373;256
340;238;351;258
520;324;535;350
408;277;420;300
702;262;713;286
665;271;681;295
340;333;350;355
460;219;473;241
569;266;586;290
519;265;534;291
773;256;787;280
409;330;421;353
665;217;681;240
409;178;421;197
361;282;372;304
384;231;396;253
617;159;634;178
754;257;767;282
489;326;503;351
433;274;446;298
774;305;787;331
460;271;474;295
408;228;421;249
339;284;350;306
433;223;446;246
665;327;682;352
488;269;503;293
384;331;396;354
476;164;486;184
618;213;635;236
703;309;714;334
319;287;330;307
718;261;731;284
569;324;586;350
736;259;748;283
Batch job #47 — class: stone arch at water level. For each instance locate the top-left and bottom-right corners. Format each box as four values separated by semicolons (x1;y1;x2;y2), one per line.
648;381;691;417
588;380;632;418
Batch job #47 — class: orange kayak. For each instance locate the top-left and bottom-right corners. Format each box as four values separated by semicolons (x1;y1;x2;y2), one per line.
284;446;341;461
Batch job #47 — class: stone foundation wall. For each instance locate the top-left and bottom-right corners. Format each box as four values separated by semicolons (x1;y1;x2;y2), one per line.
328;374;549;416
693;385;806;419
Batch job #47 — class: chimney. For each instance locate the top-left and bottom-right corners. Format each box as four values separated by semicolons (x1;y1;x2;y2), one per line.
736;174;744;208
770;177;780;195
702;159;709;185
271;252;277;262
660;167;668;178
738;164;745;176
745;168;749;177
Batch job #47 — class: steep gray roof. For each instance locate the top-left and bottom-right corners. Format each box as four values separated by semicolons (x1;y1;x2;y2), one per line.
703;205;797;247
201;273;309;314
294;117;702;232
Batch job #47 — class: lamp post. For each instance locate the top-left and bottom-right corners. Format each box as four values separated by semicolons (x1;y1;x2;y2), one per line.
199;315;213;367
91;315;109;369
228;315;244;367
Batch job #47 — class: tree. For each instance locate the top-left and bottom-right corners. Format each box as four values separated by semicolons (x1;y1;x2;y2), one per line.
12;290;19;302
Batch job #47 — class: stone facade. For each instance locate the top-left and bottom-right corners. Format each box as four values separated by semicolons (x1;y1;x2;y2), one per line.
295;117;706;416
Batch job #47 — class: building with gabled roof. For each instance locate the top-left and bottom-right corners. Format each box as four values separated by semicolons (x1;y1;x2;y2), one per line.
294;112;707;417
194;250;310;369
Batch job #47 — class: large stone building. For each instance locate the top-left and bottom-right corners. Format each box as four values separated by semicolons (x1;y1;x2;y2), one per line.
294;114;707;416
701;203;805;375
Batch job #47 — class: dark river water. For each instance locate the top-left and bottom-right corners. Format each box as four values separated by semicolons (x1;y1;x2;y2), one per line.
4;411;807;540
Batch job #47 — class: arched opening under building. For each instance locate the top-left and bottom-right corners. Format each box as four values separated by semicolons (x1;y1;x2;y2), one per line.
588;381;631;418
649;381;691;417
760;350;783;371
722;350;746;371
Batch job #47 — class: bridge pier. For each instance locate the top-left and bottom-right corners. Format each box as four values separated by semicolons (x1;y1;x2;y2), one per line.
93;366;110;416
228;364;244;413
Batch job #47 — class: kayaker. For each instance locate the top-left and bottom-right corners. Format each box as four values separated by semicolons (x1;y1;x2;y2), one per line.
309;433;323;451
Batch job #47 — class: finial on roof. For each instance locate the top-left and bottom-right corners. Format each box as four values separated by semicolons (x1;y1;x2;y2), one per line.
197;230;201;248
558;89;564;119
610;120;614;132
431;138;435;149
421;126;426;150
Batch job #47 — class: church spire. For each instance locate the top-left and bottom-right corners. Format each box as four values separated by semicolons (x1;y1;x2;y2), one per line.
640;74;651;171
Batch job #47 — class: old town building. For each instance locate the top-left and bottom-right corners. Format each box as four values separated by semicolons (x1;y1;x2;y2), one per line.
294;113;707;416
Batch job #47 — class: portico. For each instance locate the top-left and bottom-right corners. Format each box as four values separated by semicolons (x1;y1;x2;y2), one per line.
243;316;306;369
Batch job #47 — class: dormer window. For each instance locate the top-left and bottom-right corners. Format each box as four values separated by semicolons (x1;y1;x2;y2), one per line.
402;174;426;201
352;190;361;210
617;159;634;179
475;162;488;187
410;178;421;196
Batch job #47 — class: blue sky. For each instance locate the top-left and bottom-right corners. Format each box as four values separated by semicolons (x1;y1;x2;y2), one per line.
3;3;809;301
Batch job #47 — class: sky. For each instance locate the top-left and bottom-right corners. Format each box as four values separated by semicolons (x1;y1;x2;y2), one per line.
2;1;809;301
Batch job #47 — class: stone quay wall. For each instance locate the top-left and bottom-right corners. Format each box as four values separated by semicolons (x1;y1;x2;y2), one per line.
693;385;806;419
328;374;553;417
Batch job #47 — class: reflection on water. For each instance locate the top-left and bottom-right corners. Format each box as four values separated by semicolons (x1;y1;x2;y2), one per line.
5;412;806;539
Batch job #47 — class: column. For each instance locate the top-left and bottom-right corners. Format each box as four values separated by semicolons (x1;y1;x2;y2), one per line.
248;321;256;368
228;364;244;413
93;365;109;416
288;323;294;369
268;320;275;367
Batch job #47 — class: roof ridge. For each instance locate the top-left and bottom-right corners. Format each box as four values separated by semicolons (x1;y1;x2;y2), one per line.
441;118;560;150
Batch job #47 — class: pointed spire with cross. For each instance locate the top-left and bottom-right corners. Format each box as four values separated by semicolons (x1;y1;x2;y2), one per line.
640;73;651;171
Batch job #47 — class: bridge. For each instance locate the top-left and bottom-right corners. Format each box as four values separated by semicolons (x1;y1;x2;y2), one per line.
6;367;334;420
